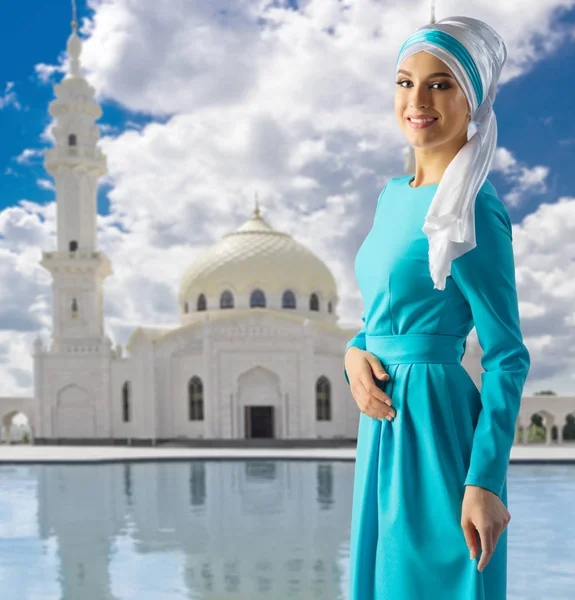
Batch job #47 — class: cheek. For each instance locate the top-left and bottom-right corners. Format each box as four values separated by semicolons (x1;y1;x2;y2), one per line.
394;95;405;118
442;92;469;120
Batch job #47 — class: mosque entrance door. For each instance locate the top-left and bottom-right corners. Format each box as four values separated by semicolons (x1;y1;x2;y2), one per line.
245;406;274;438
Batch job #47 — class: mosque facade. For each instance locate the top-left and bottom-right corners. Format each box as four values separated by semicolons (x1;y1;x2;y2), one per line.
0;22;485;445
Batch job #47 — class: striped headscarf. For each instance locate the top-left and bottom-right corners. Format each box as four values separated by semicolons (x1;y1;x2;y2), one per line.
396;16;507;290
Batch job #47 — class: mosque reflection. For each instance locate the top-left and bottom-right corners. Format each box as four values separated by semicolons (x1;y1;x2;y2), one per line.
32;460;351;599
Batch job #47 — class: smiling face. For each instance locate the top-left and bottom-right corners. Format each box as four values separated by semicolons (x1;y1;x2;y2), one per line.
394;51;471;151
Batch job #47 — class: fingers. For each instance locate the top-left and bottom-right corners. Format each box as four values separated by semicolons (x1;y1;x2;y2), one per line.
351;379;396;421
476;524;494;572
366;354;391;383
372;385;394;409
367;378;396;419
349;354;395;421
461;519;478;559
461;491;512;573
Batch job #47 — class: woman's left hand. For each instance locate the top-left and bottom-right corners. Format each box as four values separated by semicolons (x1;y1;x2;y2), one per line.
460;484;511;572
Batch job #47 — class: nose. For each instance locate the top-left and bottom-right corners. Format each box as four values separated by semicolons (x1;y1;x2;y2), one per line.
408;83;432;109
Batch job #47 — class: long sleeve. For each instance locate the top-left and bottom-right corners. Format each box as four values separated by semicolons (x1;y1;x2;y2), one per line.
344;313;367;385
450;189;530;498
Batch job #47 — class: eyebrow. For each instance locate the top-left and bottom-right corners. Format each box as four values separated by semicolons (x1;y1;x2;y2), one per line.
397;69;454;79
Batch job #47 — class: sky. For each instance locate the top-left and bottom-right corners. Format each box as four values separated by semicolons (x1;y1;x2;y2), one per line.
0;0;574;398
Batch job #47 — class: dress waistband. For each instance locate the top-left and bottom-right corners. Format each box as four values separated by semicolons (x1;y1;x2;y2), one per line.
364;333;466;365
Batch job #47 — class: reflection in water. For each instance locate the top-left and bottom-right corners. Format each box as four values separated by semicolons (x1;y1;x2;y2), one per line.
0;462;573;599
190;461;206;507
317;464;334;510
0;461;351;600
124;463;132;505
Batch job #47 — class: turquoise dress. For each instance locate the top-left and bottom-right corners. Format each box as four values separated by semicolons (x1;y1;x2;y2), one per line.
343;175;530;599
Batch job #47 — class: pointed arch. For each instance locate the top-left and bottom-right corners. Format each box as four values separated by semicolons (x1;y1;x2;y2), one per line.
282;290;296;309
122;381;131;422
315;376;331;421
309;293;319;311
250;289;266;308
220;290;234;309
55;384;95;437
188;376;204;421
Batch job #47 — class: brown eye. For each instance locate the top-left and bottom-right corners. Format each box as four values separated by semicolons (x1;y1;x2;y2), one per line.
395;80;450;90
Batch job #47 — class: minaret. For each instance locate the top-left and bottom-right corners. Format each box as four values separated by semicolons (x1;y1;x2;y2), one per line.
40;1;112;352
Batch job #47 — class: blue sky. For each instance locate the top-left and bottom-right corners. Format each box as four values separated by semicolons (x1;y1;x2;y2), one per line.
1;2;574;222
0;0;574;396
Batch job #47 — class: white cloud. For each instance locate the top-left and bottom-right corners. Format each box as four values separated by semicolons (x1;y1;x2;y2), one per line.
492;147;549;206
36;179;55;191
0;82;21;110
510;192;575;393
1;0;573;396
34;63;66;85
14;149;43;165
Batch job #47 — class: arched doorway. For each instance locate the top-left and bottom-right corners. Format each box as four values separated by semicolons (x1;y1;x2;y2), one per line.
55;385;96;438
1;411;34;444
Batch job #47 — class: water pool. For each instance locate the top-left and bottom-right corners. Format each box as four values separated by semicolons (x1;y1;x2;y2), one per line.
0;461;573;599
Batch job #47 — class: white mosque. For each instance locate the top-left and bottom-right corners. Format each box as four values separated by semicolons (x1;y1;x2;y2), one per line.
0;18;485;445
2;11;573;447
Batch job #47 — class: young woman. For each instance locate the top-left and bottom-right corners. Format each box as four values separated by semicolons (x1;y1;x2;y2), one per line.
343;16;530;600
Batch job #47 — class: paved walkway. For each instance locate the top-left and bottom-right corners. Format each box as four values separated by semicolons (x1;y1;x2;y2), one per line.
0;444;574;464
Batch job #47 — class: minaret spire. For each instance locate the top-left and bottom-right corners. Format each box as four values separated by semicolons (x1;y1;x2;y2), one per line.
71;0;78;32
430;0;436;24
253;191;261;218
67;0;82;78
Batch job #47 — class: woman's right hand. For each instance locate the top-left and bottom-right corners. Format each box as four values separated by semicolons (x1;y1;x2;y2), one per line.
344;347;397;421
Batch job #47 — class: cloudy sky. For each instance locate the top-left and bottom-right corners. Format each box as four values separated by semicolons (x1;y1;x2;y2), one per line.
0;0;574;398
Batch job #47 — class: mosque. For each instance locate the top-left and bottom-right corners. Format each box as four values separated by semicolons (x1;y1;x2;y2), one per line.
0;11;489;445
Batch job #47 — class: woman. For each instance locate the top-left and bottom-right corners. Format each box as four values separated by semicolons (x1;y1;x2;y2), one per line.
343;16;530;600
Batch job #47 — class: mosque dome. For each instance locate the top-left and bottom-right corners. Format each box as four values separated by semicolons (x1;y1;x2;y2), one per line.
178;196;338;313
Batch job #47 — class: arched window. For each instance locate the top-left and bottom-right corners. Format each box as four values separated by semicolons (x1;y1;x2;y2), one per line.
122;381;130;422
71;298;78;318
68;134;77;146
197;294;206;311
327;300;332;314
250;289;266;308
316;376;331;421
309;293;319;311
69;240;78;252
188;376;204;421
282;290;296;309
183;301;189;314
220;290;234;309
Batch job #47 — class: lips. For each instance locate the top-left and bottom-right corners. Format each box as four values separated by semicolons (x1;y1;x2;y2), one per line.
407;117;438;130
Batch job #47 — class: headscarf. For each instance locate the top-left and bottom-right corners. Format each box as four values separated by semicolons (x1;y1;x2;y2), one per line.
396;16;507;290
